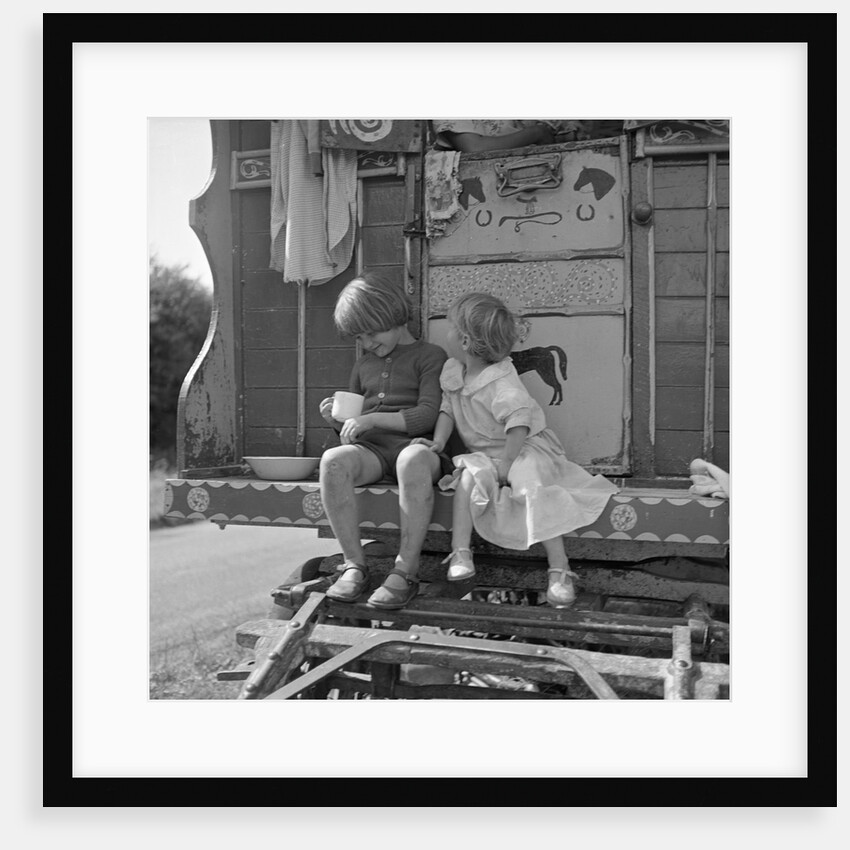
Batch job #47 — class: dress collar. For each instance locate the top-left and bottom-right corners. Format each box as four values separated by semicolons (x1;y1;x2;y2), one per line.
442;357;514;395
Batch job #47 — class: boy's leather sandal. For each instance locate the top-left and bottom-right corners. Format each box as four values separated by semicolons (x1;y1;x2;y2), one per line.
366;568;420;610
325;563;370;602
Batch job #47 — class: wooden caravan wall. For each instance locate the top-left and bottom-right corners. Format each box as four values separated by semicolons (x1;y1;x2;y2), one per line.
425;142;631;476
631;155;729;478
235;121;411;459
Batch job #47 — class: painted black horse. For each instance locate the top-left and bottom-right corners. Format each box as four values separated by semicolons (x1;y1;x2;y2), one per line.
511;345;568;405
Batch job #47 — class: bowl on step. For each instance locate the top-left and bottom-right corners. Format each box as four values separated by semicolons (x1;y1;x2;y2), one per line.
243;456;321;481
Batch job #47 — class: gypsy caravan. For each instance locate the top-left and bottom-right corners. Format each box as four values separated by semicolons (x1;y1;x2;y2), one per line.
164;118;730;699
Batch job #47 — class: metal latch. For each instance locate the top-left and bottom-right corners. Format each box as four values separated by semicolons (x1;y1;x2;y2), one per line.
495;153;562;197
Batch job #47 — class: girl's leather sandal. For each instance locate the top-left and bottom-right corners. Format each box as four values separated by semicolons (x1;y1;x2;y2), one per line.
325;563;369;602
441;548;476;582
366;568;420;610
546;566;579;608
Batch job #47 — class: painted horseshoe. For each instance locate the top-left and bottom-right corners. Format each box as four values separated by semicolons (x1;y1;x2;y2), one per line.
577;204;595;221
475;209;493;227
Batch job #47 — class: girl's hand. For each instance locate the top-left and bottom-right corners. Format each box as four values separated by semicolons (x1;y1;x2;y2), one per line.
339;415;373;445
410;437;445;453
496;457;513;487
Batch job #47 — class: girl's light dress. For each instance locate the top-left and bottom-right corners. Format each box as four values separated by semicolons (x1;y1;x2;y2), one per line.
439;357;618;550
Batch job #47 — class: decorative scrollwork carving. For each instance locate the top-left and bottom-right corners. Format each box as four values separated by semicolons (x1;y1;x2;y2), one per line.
329;119;393;143
239;158;271;180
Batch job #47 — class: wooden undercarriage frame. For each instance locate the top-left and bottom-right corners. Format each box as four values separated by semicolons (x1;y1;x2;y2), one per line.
221;536;730;700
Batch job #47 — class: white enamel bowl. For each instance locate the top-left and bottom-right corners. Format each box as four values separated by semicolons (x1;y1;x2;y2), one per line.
243;457;321;480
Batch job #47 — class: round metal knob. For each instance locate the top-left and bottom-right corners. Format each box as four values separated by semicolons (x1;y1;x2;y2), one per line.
632;201;653;224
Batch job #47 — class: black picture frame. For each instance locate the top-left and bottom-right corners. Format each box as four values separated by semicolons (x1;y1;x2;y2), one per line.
48;12;836;808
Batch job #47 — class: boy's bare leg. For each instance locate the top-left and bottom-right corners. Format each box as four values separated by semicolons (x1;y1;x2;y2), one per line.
383;444;441;592
319;445;383;577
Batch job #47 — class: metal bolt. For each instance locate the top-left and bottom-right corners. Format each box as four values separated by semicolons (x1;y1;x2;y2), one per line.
268;652;280;661
675;659;692;669
408;634;420;641
536;648;548;655
289;621;301;629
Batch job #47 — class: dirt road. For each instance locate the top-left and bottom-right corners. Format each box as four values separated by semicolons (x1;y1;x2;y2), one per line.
149;521;340;649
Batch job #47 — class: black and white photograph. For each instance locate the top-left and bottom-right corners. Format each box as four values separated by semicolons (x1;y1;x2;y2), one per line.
39;10;839;819
151;116;733;703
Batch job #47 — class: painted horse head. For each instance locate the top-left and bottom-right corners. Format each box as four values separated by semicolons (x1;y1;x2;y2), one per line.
573;167;616;201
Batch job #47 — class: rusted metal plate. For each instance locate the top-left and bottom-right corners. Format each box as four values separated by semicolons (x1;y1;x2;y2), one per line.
163;479;729;548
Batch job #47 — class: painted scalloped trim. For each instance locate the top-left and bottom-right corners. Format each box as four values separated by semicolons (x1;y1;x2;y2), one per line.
637;497;662;505
663;533;691;542
272;483;303;493
694;534;722;544
634;532;662;541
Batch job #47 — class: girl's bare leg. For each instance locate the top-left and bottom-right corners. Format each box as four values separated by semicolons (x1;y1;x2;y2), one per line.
319;445;383;579
437;468;477;580
450;468;476;553
382;444;441;592
540;535;576;607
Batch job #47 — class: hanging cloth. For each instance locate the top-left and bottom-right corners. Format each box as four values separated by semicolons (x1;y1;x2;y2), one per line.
423;150;462;239
270;120;358;285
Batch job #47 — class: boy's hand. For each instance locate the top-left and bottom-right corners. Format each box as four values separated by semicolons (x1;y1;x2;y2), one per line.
339;415;373;444
410;437;445;453
319;397;341;431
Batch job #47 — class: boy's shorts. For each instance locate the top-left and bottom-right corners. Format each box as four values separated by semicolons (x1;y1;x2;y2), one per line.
353;432;454;483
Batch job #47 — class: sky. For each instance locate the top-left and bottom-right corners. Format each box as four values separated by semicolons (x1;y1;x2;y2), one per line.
147;118;214;288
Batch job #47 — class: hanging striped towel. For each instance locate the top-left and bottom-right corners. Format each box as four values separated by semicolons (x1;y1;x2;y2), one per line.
270;120;357;285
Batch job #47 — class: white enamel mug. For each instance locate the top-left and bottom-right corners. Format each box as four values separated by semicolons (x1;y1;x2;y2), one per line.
331;391;365;421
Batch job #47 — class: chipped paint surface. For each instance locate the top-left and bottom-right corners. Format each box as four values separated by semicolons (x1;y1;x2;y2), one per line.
176;120;239;473
177;319;237;470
